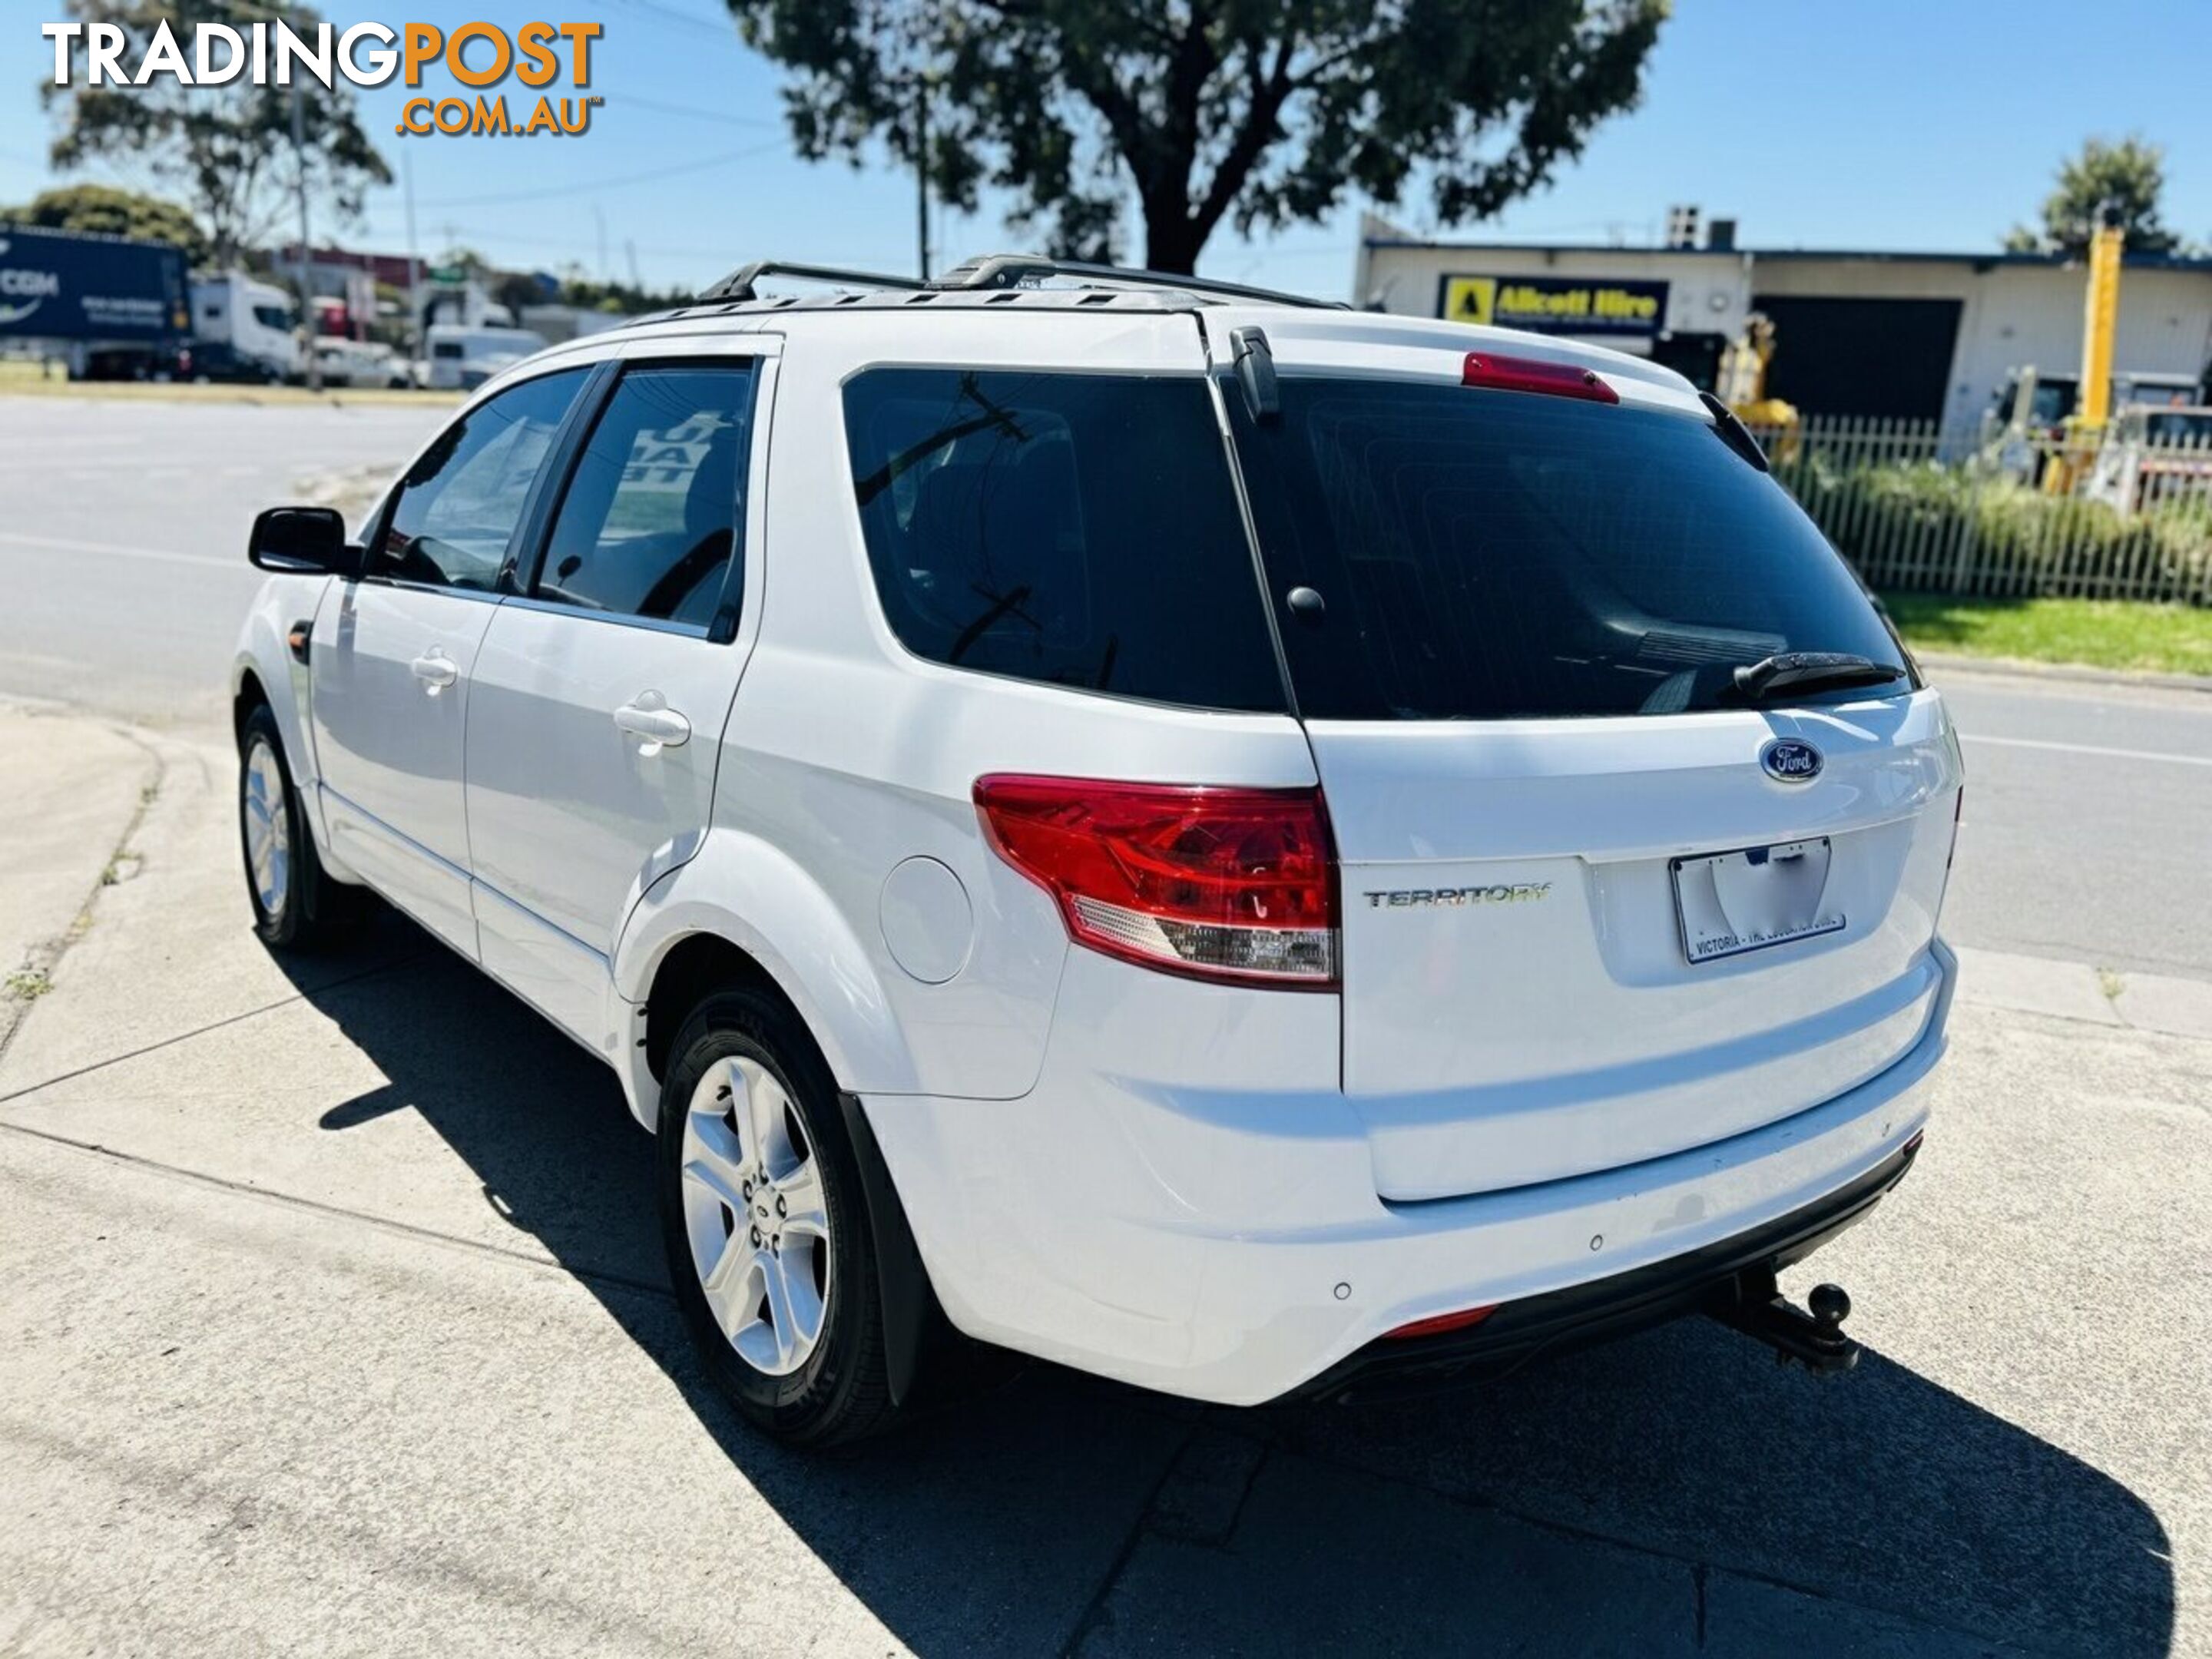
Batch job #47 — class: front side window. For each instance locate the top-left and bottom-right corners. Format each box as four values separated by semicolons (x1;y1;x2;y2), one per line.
376;368;587;589
1229;377;1909;720
533;363;756;629
842;369;1285;712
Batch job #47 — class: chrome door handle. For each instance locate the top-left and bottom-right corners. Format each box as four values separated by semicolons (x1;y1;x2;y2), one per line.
409;651;457;693
614;694;690;755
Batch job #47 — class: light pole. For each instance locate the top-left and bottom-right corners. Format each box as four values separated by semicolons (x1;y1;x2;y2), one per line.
913;74;930;281
402;148;424;385
290;79;320;391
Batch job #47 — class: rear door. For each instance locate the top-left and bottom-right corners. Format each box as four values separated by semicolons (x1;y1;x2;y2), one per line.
462;346;769;1045
312;366;591;956
1217;320;1962;1201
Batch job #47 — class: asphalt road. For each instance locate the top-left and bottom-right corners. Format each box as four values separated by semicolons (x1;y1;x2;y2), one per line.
0;397;432;720
1;393;2206;986
1939;674;2212;982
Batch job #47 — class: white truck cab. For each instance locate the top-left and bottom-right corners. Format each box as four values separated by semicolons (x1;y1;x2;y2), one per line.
424;322;551;390
191;272;301;380
231;254;1961;1444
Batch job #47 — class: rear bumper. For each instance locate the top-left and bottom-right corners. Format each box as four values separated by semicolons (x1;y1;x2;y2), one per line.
1290;1133;1917;1403
862;939;1953;1408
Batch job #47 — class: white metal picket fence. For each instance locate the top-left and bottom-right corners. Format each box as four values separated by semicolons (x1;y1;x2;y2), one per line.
1745;415;2212;605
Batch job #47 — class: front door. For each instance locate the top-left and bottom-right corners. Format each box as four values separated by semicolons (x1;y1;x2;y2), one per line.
464;352;768;1044
311;366;591;956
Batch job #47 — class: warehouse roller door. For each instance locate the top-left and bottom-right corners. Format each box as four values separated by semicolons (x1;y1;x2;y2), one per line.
1750;295;1962;422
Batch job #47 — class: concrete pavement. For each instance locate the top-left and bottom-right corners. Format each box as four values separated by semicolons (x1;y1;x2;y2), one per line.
0;701;157;1052
0;704;2204;1655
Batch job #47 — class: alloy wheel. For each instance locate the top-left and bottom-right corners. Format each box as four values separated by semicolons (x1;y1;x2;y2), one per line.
677;1053;833;1377
243;737;290;921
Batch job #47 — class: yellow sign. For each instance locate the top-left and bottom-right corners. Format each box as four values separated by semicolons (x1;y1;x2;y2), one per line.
1441;276;1497;326
1439;273;1668;337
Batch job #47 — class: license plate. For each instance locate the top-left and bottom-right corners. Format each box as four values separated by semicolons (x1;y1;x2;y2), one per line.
1671;838;1846;964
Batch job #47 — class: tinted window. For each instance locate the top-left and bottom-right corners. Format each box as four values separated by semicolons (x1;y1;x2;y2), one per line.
534;363;755;628
843;369;1284;712
2144;411;2212;443
1228;379;1909;720
377;369;586;589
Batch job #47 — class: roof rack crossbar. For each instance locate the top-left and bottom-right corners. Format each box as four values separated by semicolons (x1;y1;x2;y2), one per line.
928;253;1343;310
698;260;927;303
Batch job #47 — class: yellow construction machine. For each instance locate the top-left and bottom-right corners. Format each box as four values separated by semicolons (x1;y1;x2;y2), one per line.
1717;310;1799;457
2041;206;2127;495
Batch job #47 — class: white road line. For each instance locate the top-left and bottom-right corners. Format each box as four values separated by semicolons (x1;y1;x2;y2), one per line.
1965;733;2212;769
0;530;236;571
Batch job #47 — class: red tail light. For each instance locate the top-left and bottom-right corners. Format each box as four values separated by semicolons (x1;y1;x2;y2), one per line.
1384;1304;1498;1340
973;775;1339;989
1462;351;1618;404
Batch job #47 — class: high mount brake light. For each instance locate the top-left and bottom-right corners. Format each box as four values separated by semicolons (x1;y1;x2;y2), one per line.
1462;351;1619;405
973;775;1339;989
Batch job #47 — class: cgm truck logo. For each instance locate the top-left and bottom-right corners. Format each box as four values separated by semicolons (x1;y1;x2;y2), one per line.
0;246;61;326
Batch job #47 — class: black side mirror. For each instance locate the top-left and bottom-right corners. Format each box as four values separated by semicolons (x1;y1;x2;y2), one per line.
248;506;361;577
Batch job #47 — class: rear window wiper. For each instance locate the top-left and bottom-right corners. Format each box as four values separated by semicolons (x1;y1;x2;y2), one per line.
1733;651;1905;701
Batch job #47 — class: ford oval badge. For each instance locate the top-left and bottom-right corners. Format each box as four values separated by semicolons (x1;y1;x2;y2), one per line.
1760;739;1823;783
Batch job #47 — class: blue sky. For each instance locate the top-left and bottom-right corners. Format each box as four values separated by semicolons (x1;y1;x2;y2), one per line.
5;0;2210;300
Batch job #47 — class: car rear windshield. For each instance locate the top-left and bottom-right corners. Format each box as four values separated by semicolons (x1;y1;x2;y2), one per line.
1227;377;1910;720
843;369;1286;713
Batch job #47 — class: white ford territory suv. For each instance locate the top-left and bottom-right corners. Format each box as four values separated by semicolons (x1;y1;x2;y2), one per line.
231;255;1962;1443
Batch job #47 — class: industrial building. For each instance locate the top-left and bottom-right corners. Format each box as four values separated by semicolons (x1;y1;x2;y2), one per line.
1352;211;2212;432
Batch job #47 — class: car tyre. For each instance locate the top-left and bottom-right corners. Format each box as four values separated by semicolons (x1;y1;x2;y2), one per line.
237;701;371;949
658;987;900;1445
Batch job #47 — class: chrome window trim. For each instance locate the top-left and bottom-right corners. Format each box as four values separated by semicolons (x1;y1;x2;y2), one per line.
498;593;712;640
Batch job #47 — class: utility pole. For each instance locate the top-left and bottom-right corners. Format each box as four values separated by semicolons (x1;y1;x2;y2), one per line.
913;75;929;281
290;80;320;390
402;147;424;386
594;204;610;285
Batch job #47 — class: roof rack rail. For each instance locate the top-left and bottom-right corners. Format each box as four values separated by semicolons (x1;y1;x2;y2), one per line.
928;253;1344;310
697;260;926;303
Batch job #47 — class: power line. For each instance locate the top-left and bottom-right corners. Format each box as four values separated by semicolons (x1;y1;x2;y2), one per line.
409;138;784;209
617;92;779;129
609;0;737;41
399;222;738;263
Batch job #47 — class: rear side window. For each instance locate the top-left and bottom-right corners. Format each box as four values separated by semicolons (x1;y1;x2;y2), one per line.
843;369;1286;713
534;363;756;631
1228;379;1909;720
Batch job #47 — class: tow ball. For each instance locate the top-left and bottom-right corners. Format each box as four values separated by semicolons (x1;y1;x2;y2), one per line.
1705;1267;1861;1373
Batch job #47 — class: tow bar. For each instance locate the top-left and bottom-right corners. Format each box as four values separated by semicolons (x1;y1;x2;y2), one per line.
1706;1268;1861;1373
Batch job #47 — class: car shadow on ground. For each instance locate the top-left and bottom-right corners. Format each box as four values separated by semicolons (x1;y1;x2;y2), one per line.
292;919;2174;1657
